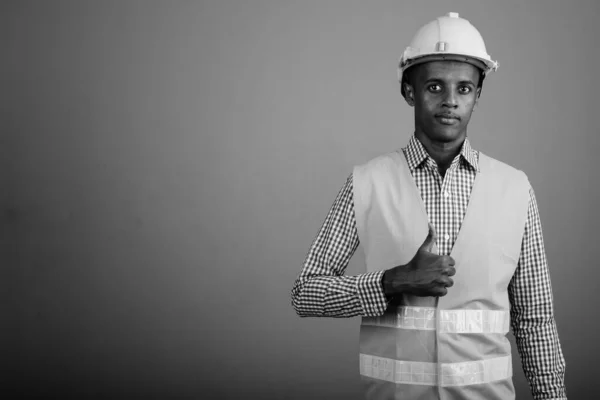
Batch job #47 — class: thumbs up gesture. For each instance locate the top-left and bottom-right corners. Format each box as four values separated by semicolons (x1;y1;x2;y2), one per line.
420;222;437;252
382;223;456;298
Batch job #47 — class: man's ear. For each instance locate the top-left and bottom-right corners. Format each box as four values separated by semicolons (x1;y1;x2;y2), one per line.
474;87;482;110
403;82;415;107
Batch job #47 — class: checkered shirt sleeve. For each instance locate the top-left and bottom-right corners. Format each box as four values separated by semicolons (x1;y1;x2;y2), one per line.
290;174;388;318
509;187;567;400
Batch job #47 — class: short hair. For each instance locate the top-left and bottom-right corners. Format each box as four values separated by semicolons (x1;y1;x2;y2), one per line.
400;63;486;99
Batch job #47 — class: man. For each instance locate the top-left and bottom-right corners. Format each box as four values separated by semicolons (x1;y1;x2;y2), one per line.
291;12;567;400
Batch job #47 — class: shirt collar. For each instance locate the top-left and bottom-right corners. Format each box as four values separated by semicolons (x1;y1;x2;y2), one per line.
402;135;480;172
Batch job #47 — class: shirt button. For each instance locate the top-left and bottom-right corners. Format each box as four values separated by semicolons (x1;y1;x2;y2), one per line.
444;191;450;198
444;234;450;241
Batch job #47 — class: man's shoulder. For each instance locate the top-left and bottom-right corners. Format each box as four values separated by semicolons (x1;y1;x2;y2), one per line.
352;151;405;197
354;150;403;172
480;152;531;187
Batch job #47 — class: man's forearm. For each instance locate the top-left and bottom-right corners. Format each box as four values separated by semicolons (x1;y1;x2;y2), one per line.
512;313;567;399
291;271;387;318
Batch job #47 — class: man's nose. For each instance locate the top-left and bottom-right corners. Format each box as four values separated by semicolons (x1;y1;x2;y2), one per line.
442;90;458;108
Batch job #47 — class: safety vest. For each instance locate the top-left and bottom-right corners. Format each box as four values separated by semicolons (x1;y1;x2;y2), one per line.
352;149;530;400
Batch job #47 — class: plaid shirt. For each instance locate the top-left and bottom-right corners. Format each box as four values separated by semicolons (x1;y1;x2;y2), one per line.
291;135;567;399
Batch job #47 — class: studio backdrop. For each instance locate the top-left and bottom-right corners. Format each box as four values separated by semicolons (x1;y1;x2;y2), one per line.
4;0;599;398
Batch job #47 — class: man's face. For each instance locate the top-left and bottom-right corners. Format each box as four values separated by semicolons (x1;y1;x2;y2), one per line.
404;61;481;144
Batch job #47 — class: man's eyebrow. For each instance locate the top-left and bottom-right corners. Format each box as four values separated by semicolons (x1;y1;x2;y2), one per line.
424;78;443;84
423;78;477;86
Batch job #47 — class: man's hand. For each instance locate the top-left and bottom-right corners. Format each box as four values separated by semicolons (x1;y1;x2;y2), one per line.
382;223;456;298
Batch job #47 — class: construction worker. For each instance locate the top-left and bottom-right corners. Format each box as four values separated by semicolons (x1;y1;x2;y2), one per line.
291;12;567;400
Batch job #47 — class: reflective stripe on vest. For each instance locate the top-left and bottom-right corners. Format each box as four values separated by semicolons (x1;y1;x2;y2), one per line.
359;354;512;387
361;306;510;334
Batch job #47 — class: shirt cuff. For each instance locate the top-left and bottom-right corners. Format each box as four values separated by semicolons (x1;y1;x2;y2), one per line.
356;271;388;317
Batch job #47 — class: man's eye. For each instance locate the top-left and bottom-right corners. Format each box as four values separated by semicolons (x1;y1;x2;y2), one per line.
458;86;472;94
428;84;442;93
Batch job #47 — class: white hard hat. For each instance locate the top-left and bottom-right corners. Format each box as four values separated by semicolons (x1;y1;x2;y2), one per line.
398;12;498;84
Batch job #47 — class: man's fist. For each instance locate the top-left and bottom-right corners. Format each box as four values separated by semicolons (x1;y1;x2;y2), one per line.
382;223;456;298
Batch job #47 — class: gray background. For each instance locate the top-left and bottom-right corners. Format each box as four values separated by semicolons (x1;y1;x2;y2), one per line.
3;0;598;399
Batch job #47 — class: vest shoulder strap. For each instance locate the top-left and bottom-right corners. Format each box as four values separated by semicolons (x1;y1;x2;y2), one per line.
352;151;407;242
479;152;531;196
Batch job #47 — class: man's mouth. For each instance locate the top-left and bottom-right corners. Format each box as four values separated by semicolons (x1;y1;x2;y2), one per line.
435;112;460;120
435;113;461;125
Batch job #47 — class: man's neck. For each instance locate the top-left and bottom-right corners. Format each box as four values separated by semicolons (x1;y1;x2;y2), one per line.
414;131;465;177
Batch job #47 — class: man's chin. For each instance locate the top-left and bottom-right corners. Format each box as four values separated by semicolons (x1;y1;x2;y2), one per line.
429;129;464;143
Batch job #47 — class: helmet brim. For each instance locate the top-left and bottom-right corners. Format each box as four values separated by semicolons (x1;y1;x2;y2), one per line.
401;54;490;74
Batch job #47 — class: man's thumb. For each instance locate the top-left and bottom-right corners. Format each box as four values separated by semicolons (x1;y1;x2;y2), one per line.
420;223;437;252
